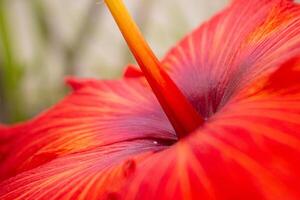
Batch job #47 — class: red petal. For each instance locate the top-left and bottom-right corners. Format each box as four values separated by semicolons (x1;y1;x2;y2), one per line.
162;0;300;118
0;79;175;181
122;57;300;200
2;1;300;199
0;140;164;199
123;64;143;78
0;125;9;163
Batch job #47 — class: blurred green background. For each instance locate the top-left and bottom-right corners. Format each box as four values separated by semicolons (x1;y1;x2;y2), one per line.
0;0;231;123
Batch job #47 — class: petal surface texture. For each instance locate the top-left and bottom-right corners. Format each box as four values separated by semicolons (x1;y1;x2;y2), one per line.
1;0;300;200
123;57;300;200
0;79;175;181
163;0;300;118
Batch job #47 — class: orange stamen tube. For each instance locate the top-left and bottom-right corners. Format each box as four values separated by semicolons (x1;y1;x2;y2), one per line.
104;0;204;138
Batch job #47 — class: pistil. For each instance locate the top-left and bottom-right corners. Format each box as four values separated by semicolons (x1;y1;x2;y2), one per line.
104;0;204;138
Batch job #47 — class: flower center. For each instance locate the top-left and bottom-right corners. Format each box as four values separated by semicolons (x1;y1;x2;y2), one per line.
104;0;204;139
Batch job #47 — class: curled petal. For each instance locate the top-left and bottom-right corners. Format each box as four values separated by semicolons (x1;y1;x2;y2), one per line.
0;79;175;181
123;64;144;78
162;0;300;118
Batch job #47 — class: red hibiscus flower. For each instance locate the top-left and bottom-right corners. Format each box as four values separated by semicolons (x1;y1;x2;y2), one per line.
1;0;300;199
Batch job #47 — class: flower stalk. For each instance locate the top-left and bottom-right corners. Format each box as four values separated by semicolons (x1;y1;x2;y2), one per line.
104;0;204;138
